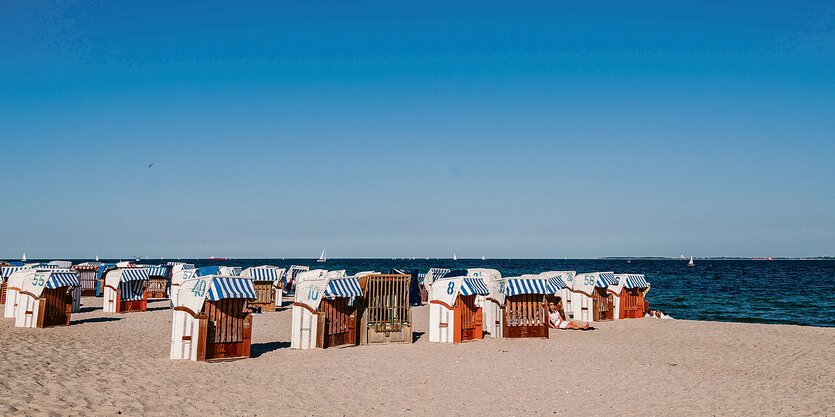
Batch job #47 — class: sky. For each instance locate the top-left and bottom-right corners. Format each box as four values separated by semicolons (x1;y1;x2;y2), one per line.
1;1;834;259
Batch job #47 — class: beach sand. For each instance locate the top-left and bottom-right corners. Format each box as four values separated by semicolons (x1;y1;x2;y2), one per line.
1;297;833;416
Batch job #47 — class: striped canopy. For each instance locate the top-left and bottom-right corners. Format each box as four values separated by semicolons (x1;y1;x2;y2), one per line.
547;275;567;290
37;264;62;270
424;268;451;286
247;267;282;282
1;266;27;279
623;274;650;289
324;277;363;298
46;272;81;289
460;278;490;296
121;268;150;282
76;261;103;268
596;272;618;288
207;277;256;301
143;266;169;277
505;278;556;296
120;280;146;301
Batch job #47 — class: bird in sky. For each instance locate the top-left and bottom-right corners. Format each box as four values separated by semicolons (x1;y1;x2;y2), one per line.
147;162;154;168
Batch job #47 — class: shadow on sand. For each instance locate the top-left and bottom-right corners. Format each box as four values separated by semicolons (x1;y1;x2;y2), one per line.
251;341;290;358
412;331;425;343
72;317;124;325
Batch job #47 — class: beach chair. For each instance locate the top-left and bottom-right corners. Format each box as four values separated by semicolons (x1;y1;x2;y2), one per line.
72;263;101;296
538;271;577;319
422;268;451;303
568;272;616;323
291;270;363;349
169;263;196;306
464;268;504;337
1;264;31;305
170;275;256;361
502;275;562;338
612;274;650;319
102;267;149;313
428;270;489;343
240;265;285;312
140;265;170;299
10;269;80;328
356;273;413;345
273;265;309;308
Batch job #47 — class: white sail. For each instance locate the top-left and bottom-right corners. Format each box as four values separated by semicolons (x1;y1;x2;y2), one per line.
95;255;99;262
21;253;27;262
453;253;457;261
481;255;486;261
688;256;695;267
317;249;327;262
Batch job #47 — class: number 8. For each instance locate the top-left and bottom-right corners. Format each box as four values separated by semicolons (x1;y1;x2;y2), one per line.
447;281;455;295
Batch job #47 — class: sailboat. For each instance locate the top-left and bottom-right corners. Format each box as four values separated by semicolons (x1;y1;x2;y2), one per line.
452;253;458;261
481;255;486;261
688;256;695;267
21;253;27;262
95;255;99;262
317;249;327;263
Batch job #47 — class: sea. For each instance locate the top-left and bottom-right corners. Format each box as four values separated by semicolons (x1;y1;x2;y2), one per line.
42;258;835;328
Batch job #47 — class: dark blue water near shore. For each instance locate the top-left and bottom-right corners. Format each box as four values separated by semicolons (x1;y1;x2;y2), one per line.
120;258;835;327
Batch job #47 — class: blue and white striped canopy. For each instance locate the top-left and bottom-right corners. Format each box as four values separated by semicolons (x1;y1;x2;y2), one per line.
143;266;169;277
623;274;650;289
596;273;617;288
120;280;146;300
121;268;150;282
76;261;103;268
505;278;556;296
248;267;282;282
207;277;256;301
46;272;81;289
425;268;451;281
324;277;363;298
37;264;62;270
460;278;490;296
548;276;567;290
1;266;27;278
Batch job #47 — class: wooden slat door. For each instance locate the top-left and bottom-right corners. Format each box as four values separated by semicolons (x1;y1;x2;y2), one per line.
79;270;98;296
39;288;71;327
251;282;276;311
145;277;168;299
621;289;644;319
453;295;482;342
593;288;614;321
503;294;548;338
320;297;357;348
365;275;410;332
203;299;252;360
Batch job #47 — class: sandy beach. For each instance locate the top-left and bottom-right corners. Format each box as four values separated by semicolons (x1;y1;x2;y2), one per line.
1;297;833;417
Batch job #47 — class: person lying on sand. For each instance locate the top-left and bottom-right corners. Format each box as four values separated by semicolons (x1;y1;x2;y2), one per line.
548;299;591;330
646;309;674;320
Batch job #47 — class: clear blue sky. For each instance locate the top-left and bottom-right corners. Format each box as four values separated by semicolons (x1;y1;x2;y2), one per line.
1;1;834;259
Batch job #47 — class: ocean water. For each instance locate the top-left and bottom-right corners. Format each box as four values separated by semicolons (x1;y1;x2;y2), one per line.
110;258;835;328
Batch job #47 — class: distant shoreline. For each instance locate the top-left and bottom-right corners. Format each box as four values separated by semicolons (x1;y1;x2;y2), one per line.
5;256;835;261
